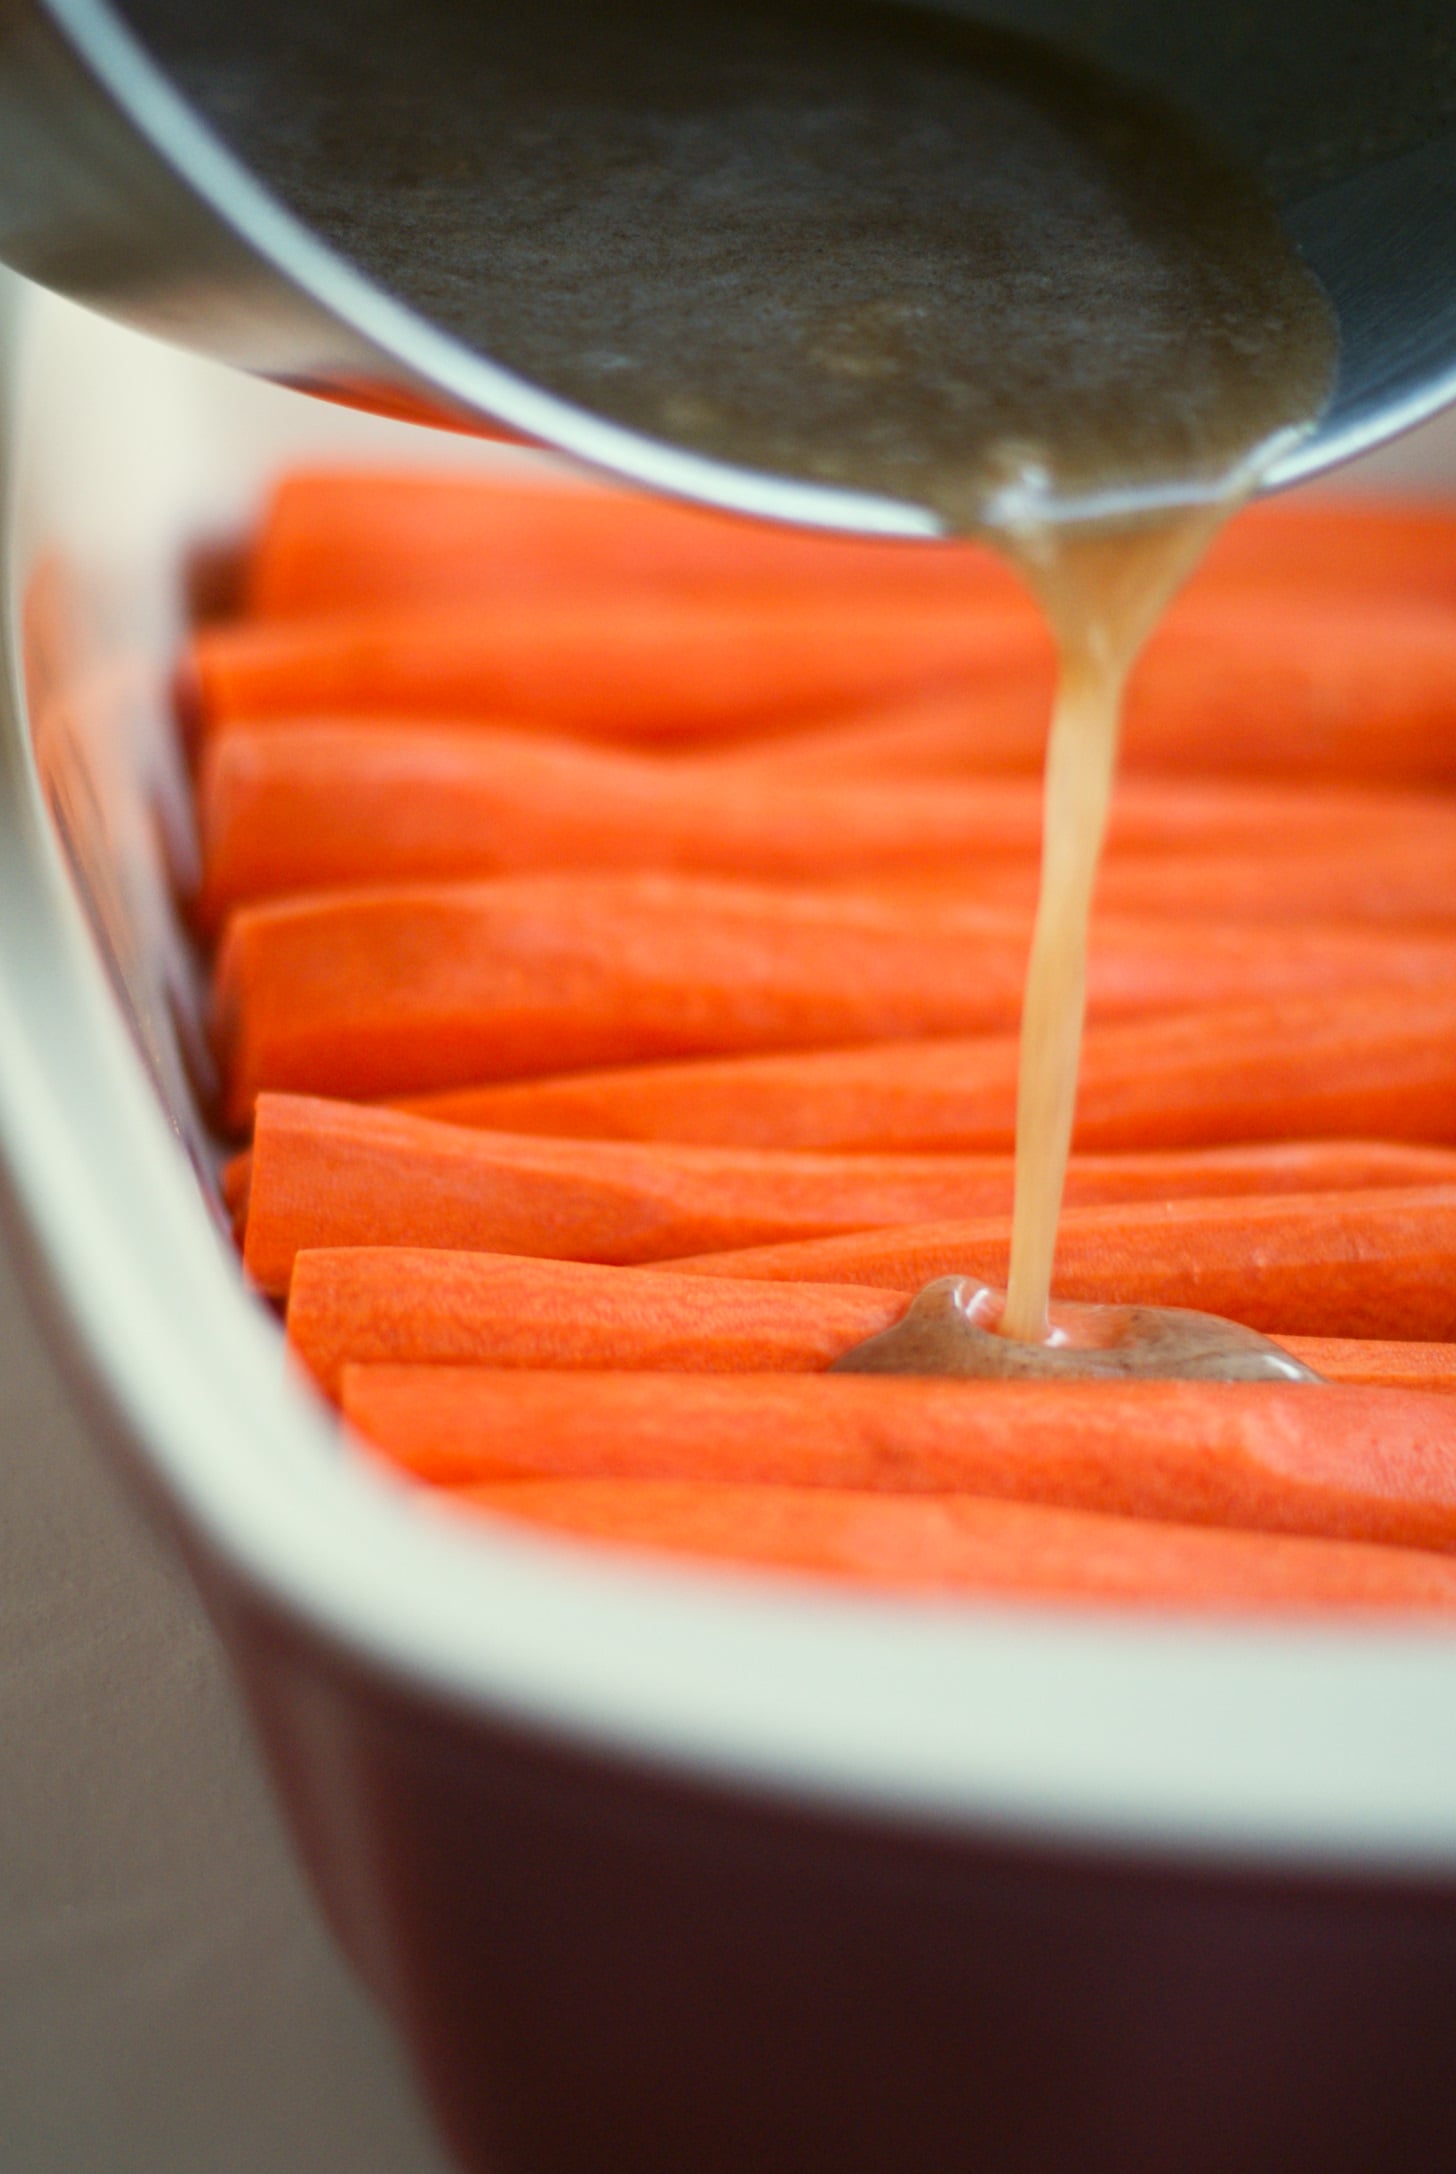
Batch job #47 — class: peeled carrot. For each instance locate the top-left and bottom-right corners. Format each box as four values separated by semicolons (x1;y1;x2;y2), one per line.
246;468;1031;619
195;722;1048;922
248;476;1456;626
1118;592;1456;785
396;983;1456;1154
188;584;1456;782
196;720;1456;923
187;596;1042;747
1084;843;1456;928
717;590;1456;787
1281;1338;1456;1394
666;1185;1456;1340
461;1479;1456;1613
1193;496;1456;603
287;1241;1456;1397
390;1029;1018;1148
285;1246;906;1397
242;1093;1456;1296
220;1147;252;1244
899;841;1456;929
342;1368;1456;1556
214;876;1028;1124
706;684;1039;779
221;1148;251;1219
213;876;1456;1126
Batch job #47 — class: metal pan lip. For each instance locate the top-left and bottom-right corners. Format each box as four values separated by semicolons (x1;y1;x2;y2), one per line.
32;0;1456;525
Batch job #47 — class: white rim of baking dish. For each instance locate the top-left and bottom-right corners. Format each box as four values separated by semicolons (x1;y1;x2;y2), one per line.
6;279;1456;1883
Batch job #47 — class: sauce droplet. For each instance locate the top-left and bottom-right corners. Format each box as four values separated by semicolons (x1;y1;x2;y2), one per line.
831;1278;1325;1385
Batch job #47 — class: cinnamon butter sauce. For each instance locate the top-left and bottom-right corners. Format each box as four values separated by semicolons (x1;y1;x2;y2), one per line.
830;1279;1324;1385
238;0;1337;1375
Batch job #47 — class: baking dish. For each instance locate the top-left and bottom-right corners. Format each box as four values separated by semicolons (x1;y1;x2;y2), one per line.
6;274;1456;2174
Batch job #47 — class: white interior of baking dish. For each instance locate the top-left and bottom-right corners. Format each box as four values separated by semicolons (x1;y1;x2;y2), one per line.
6;272;1456;1875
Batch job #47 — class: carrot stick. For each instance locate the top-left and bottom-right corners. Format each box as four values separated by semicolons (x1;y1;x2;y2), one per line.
212;877;1026;1123
196;720;1456;922
187;596;1043;747
212;876;1456;1125
458;1479;1456;1613
717;734;1456;860
716;591;1456;788
395;984;1456;1154
664;1184;1456;1340
287;1242;1456;1397
248;476;1456;626
1118;592;1456;785
285;1246;905;1397
221;1148;251;1219
700;682;1048;778
1280;1338;1456;1394
220;1148;252;1243
342;1367;1456;1556
1193;496;1456;603
242;1093;1456;1295
1084;843;1456;928
895;841;1456;930
194;722;1051;922
246;468;1031;619
187;588;1456;780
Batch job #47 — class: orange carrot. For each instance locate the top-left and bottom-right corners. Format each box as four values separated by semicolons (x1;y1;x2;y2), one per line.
213;875;1456;1126
187;597;1042;747
895;841;1456;929
716;705;1456;838
285;1246;906;1397
221;1148;251;1219
665;1185;1456;1340
1119;591;1456;784
1084;843;1456;928
287;1241;1455;1397
717;589;1456;787
395;984;1456;1154
342;1367;1456;1555
1193;496;1456;602
195;722;1048;922
1280;1337;1456;1394
187;588;1456;781
242;1093;1456;1295
213;876;1024;1123
246;468;1031;618
220;1147;252;1244
706;684;1044;779
196;720;1456;922
249;475;1456;628
460;1479;1456;1613
699;681;1045;777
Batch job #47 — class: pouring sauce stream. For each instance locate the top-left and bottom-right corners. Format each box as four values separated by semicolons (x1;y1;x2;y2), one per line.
213;0;1339;1368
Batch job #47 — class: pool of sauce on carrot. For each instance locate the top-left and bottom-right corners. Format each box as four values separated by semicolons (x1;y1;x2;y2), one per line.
254;0;1338;1379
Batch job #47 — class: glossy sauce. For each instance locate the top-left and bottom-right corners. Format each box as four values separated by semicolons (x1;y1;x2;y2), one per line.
831;1279;1325;1384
